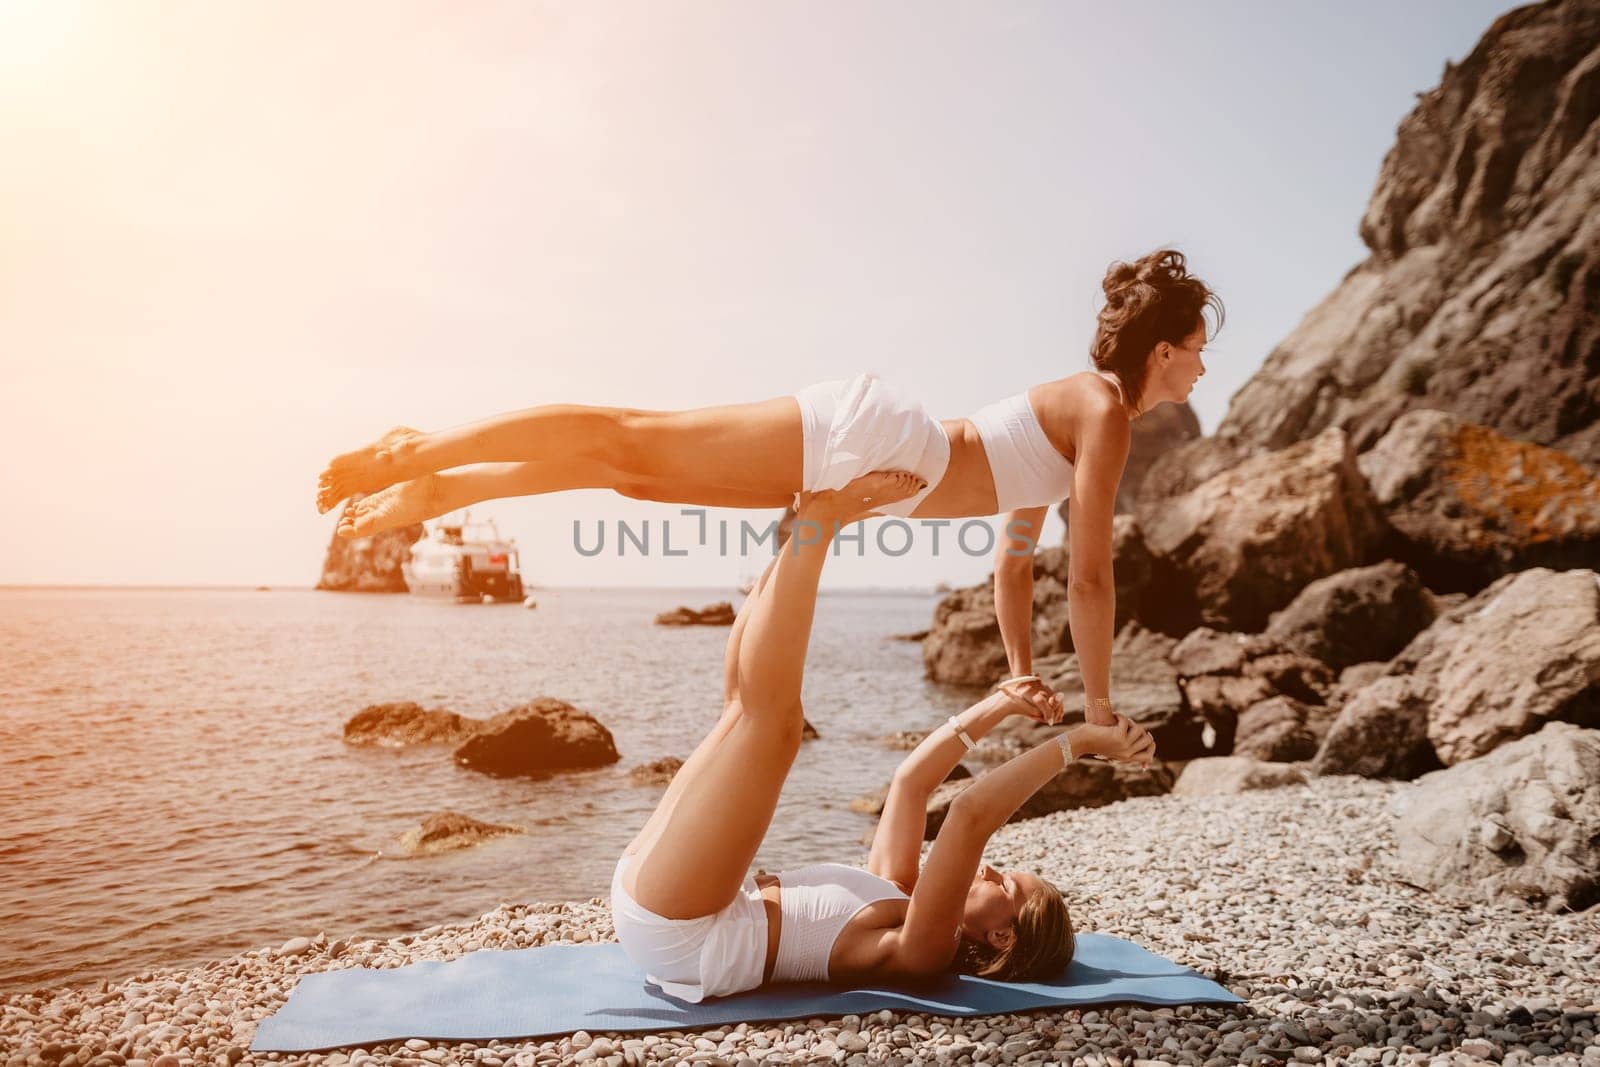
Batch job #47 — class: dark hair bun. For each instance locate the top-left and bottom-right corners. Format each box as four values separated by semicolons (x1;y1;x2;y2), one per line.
1090;248;1224;410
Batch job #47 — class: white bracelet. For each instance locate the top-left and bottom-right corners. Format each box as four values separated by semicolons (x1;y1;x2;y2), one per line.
1054;730;1075;766
947;715;977;751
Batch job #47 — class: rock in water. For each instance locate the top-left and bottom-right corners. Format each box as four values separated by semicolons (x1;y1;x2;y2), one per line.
394;811;522;856
629;757;684;787
315;518;424;593
1217;1;1600;466
453;698;620;778
343;702;479;747
1358;410;1600;593
1392;722;1600;911
654;602;736;626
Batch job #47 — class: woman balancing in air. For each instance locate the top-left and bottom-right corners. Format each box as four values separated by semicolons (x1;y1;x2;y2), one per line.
317;249;1222;724
607;471;1155;1001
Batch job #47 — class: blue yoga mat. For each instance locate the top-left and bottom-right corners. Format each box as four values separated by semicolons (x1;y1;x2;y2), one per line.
251;934;1240;1052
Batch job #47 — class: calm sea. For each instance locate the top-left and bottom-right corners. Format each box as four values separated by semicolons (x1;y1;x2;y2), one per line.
0;586;977;995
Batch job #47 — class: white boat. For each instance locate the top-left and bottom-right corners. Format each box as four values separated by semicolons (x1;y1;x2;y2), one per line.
402;512;526;603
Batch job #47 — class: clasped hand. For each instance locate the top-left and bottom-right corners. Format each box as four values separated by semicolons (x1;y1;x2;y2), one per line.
1078;714;1157;768
998;676;1066;725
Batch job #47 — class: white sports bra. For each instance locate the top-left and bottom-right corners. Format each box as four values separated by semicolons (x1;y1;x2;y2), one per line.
769;863;909;984
968;370;1125;513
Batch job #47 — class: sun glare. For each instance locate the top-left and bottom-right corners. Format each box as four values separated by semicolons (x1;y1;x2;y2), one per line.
0;0;87;78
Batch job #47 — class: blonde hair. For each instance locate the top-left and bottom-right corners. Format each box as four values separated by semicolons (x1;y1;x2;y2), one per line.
953;876;1075;982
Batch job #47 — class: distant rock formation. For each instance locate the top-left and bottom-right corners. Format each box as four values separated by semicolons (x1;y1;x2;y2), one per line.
655;602;736;626
1216;0;1600;466
316;516;423;593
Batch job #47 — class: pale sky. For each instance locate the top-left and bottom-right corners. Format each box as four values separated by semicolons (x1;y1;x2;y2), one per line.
0;1;1517;589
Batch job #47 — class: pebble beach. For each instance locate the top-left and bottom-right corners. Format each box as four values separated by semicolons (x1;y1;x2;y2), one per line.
4;776;1596;1067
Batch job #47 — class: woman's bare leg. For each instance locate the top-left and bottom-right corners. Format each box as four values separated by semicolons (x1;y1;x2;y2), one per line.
624;470;926;920
622;551;786;860
315;396;804;514
336;461;796;540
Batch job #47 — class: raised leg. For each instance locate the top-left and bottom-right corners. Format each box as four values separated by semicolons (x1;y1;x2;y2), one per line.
623;471;924;920
316;396;804;513
336;460;797;540
621;560;774;861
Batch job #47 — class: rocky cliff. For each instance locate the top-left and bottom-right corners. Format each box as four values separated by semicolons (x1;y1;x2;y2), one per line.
906;0;1600;918
315;521;424;593
1215;0;1600;465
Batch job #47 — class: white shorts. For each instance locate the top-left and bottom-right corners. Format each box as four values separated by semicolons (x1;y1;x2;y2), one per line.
792;372;950;518
610;851;768;1003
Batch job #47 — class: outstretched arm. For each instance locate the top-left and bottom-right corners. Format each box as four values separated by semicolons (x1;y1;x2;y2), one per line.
867;689;1023;892
890;716;1154;974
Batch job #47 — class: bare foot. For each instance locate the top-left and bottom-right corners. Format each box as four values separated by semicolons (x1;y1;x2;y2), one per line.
316;426;423;514
336;475;441;540
798;469;926;527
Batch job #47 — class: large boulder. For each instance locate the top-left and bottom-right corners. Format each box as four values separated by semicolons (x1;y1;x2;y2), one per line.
343;702;480;747
1172;757;1309;797
1313;676;1442;780
1419;567;1600;763
453;698;620;778
1314;567;1600;774
1169;628;1337;754
1135;434;1259;512
1263;560;1439;671
1357;410;1600;592
1134;427;1388;632
316;519;424;593
1216;1;1600;467
1232;697;1320;763
1392;722;1600;911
